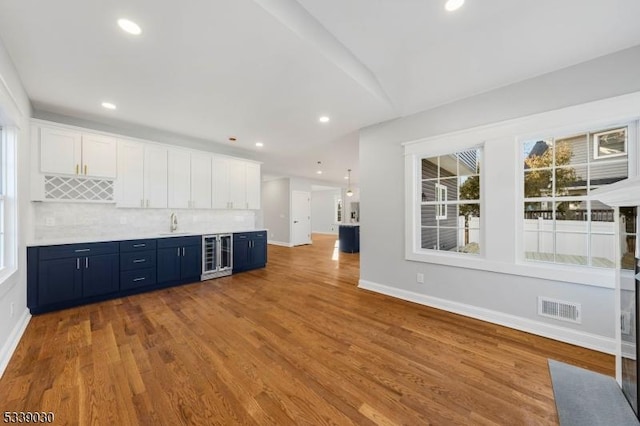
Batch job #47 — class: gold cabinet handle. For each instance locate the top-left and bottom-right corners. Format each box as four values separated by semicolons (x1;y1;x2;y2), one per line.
84;165;88;175
75;164;79;175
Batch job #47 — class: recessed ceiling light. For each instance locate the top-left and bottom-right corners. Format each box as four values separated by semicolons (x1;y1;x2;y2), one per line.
316;170;323;175
101;102;117;110
118;18;142;35
445;0;464;12
344;176;349;180
255;142;264;147
229;137;237;142
319;116;330;123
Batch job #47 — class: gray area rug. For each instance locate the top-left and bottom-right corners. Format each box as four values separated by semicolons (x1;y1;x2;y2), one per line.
548;359;640;426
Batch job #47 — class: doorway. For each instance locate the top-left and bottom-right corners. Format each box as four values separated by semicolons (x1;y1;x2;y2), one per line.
291;190;312;246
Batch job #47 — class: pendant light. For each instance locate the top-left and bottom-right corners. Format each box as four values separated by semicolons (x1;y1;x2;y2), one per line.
346;169;353;197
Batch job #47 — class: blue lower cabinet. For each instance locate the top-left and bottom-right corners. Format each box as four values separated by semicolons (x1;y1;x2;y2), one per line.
157;247;182;283
157;236;202;284
233;231;267;273
82;253;119;298
31;242;119;311
28;235;205;314
37;257;82;306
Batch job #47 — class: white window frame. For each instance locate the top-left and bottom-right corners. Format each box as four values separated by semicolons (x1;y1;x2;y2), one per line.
0;125;17;285
593;128;627;160
404;91;640;288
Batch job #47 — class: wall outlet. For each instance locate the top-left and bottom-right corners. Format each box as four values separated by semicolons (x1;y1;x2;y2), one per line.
10;302;14;318
416;273;425;284
45;217;55;227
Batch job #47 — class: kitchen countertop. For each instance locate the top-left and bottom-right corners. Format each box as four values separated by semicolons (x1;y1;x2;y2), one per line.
27;229;268;247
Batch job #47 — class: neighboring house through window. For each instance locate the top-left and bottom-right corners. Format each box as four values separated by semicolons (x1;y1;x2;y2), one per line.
420;148;481;254
522;125;629;268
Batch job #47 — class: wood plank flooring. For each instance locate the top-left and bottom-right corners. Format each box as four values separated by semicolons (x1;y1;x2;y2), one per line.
1;234;613;425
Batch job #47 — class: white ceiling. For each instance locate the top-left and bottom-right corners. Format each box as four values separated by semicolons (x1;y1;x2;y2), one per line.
1;0;639;185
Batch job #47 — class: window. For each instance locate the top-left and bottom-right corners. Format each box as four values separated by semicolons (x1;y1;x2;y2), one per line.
523;125;629;268
335;196;342;223
420;148;481;254
594;128;626;159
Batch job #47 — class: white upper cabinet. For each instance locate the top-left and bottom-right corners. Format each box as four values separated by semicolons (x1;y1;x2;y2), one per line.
40;126;117;178
228;159;246;209
143;144;168;209
168;149;191;209
190;154;212;209
81;133;118;178
40;127;81;175
212;156;261;210
212;156;230;209
115;139;144;207
245;162;261;209
116;139;168;208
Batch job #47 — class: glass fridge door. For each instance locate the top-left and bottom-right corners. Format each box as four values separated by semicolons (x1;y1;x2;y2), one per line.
219;234;233;271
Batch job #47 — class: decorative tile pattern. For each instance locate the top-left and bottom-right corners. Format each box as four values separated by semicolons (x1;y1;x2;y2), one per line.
33;203;258;241
44;176;114;201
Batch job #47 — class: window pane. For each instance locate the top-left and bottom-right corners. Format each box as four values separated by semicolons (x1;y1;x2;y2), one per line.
592;128;626;160
458;227;480;254
523;140;553;170
459;175;480;201
590;204;614;223
589;161;627;190
457;149;481;175
421;179;438;202
554;165;586;197
621;207;637;270
556;134;588;166
421;205;437;227
555;201;588;233
421;157;438;180
439;227;457;251
421;227;437;250
524;169;552;198
555;232;588;265
591;234;616;268
440;177;456;200
524;231;554;262
458;203;480;220
524;201;552;221
438;155;458;178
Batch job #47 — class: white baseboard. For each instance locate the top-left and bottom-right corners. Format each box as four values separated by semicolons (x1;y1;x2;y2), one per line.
268;240;293;247
358;279;616;355
0;308;31;378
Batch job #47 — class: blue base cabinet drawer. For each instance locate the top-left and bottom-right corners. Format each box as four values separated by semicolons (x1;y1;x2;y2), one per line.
120;250;156;270
120;239;157;253
121;268;157;290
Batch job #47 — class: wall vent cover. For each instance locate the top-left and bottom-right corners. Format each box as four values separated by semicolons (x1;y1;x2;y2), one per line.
538;297;581;324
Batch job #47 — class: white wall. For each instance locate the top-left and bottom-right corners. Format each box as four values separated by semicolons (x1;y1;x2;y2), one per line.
262;178;290;245
0;37;32;376
359;45;640;353
311;189;340;234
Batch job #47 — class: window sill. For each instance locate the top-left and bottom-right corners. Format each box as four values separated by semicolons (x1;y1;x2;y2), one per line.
406;250;615;288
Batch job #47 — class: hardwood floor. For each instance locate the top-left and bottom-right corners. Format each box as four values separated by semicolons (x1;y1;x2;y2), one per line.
1;234;613;425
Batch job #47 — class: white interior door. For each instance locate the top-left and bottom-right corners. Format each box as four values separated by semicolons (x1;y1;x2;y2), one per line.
292;190;311;246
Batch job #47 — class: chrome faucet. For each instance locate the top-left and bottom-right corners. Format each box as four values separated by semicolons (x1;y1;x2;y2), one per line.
170;212;178;232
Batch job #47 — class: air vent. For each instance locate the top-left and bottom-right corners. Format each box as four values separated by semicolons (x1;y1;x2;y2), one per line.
538;297;581;324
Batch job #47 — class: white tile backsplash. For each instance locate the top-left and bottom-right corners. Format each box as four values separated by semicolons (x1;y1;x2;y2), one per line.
33;202;257;241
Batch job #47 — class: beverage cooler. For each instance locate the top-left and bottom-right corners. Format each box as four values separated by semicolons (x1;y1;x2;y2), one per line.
201;234;233;280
